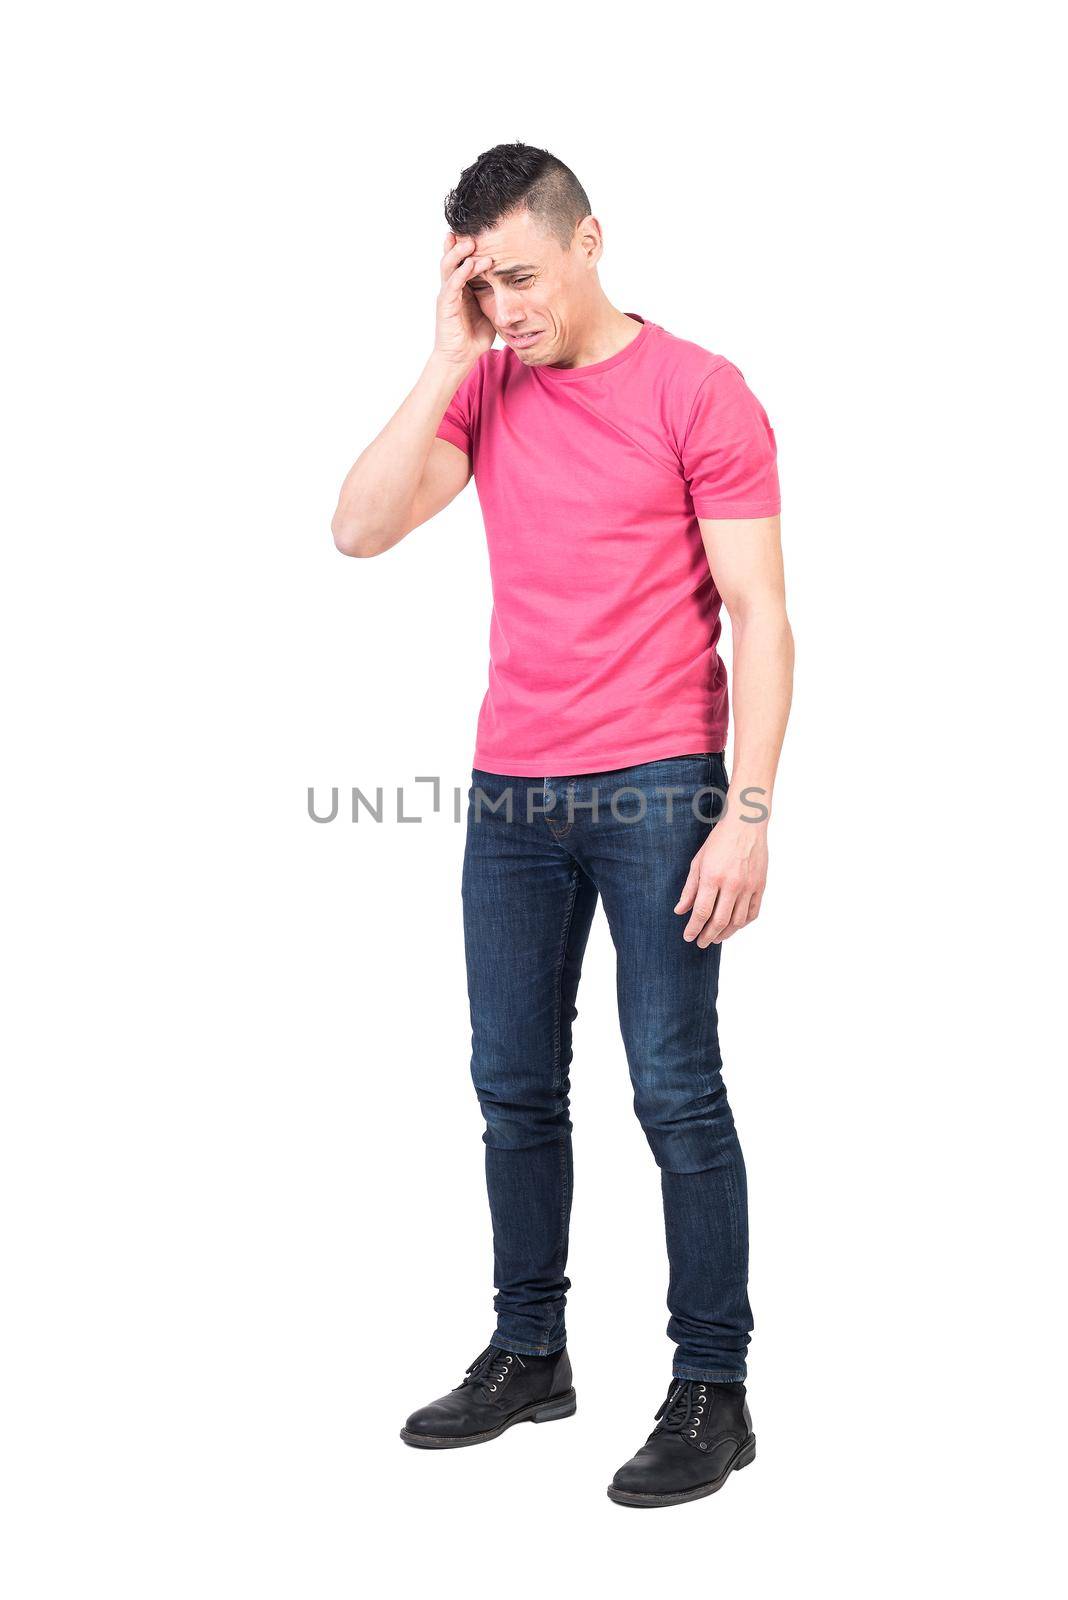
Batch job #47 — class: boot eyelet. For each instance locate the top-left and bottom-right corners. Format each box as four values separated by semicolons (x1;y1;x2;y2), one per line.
489;1384;497;1391
700;1442;708;1450
688;1430;698;1438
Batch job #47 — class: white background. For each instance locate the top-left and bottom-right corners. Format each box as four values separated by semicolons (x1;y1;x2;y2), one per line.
3;2;1064;1594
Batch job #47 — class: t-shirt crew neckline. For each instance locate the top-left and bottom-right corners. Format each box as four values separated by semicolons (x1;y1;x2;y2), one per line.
532;313;649;382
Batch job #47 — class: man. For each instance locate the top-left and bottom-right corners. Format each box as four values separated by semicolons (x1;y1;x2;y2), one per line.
332;142;793;1508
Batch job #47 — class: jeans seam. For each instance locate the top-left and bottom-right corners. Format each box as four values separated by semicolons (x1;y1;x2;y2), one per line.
551;868;580;1093
555;1135;569;1336
695;917;717;1103
549;869;580;1347
493;1333;567;1358
547;779;576;839
725;1159;740;1262
672;1366;745;1382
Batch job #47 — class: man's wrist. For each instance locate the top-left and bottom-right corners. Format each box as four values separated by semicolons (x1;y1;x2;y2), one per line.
426;348;477;387
724;782;773;825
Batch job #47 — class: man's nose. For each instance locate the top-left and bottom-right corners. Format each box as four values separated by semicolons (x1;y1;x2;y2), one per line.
494;290;525;326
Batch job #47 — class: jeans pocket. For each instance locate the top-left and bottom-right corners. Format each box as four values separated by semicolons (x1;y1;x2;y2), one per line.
637;753;712;781
703;753;729;825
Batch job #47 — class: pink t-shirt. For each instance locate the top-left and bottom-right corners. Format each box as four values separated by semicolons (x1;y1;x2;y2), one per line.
436;313;780;777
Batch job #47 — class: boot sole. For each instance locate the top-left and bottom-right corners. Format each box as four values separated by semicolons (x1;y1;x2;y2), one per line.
606;1434;756;1506
400;1389;578;1449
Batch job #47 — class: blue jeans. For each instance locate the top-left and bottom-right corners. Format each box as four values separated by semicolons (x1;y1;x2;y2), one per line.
461;752;753;1382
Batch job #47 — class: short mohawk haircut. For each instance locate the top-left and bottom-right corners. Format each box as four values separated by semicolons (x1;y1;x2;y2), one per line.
444;142;591;251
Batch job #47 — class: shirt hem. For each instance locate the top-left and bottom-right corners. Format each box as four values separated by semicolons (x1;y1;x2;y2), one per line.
691;498;781;518
434;421;470;456
471;730;728;778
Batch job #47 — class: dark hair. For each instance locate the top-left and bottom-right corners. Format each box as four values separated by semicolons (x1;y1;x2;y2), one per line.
444;143;591;251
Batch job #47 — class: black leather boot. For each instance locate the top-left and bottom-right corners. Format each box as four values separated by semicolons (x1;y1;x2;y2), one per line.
400;1344;576;1449
607;1378;756;1506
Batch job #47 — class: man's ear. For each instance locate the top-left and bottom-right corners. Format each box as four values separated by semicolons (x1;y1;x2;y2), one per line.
574;216;603;267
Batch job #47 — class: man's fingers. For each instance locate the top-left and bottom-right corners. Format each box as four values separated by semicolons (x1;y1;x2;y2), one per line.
683;881;721;942
440;234;479;283
674;859;701;915
681;846;766;948
715;893;754;943
696;887;738;948
440;234;469;280
444;251;491;300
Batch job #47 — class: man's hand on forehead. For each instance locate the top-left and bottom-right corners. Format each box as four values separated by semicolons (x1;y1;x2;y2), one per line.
445;233;493;277
465;241;493;262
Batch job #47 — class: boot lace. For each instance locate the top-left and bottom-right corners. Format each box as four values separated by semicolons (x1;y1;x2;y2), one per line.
459;1345;524;1396
654;1379;709;1442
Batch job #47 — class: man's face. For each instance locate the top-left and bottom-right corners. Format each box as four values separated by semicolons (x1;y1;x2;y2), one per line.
463;209;594;366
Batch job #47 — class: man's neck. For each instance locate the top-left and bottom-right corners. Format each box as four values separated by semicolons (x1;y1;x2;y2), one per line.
550;306;643;370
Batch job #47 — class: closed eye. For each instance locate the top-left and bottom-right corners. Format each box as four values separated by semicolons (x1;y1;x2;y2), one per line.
472;276;534;292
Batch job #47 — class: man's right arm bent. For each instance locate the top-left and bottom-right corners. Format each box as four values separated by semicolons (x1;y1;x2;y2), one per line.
331;234;495;558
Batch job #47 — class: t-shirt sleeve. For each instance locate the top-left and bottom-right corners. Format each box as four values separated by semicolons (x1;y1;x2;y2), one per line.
681;361;781;518
435;361;482;457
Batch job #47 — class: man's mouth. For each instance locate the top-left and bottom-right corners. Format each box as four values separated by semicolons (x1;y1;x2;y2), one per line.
505;330;543;348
